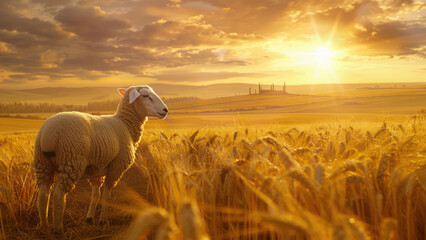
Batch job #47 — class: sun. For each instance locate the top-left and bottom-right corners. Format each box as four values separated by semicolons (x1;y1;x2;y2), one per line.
314;45;333;66
309;44;339;83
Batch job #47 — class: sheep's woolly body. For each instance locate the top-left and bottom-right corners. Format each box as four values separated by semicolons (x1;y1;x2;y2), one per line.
33;86;168;233
33;91;147;192
115;93;146;146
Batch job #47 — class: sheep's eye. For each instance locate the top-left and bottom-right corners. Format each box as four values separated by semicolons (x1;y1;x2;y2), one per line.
142;95;153;102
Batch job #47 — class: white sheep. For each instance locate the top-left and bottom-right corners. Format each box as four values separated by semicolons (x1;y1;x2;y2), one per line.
33;85;168;233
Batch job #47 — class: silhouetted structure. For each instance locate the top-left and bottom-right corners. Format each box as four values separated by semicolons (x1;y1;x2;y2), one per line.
249;82;287;95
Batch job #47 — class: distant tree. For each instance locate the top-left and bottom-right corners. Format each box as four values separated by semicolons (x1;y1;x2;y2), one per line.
0;97;200;114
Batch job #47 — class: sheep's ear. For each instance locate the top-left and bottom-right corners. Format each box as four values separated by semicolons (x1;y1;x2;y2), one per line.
129;88;141;104
117;88;127;96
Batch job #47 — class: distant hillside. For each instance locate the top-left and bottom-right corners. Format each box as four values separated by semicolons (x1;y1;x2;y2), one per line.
0;87;118;104
0;82;424;105
0;84;425;116
0;83;250;104
167;86;426;115
0;97;199;114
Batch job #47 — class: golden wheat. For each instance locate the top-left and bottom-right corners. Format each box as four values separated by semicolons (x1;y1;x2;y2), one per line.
0;112;425;239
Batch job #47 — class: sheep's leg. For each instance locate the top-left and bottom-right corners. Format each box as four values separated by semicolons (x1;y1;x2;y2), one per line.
52;168;82;234
37;184;50;230
35;163;55;230
99;183;112;225
85;177;104;224
37;180;53;231
51;151;86;233
99;157;134;225
52;181;66;233
34;139;55;231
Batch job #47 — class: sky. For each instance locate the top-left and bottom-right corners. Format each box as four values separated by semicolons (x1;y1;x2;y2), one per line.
0;0;425;89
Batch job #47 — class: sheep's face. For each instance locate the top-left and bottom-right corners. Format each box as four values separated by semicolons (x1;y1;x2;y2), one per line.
118;86;168;119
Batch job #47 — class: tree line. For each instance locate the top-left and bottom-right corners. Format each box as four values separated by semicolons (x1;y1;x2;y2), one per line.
0;97;199;113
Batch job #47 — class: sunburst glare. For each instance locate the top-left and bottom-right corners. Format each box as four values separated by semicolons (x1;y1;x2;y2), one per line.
314;46;333;65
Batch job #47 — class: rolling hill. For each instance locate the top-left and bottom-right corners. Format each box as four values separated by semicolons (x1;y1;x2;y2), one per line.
168;86;426;115
0;82;424;104
1;85;425;133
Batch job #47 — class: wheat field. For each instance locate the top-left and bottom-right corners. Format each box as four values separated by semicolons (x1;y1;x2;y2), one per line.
0;112;425;240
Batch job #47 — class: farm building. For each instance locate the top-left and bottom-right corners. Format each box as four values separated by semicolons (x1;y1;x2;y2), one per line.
249;82;287;95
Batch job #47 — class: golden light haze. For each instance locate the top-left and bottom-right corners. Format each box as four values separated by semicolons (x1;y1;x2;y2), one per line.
0;0;425;89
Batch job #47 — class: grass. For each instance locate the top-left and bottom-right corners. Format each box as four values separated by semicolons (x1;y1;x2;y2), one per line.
0;111;425;239
167;89;426;114
0;118;45;134
0;112;414;133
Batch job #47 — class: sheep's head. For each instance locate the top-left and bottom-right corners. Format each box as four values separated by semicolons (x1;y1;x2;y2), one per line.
118;85;168;119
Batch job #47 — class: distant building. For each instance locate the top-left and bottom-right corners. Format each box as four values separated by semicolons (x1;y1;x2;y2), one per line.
249;82;287;95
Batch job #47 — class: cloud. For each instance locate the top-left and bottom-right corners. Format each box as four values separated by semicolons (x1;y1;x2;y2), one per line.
311;0;382;28
0;30;54;49
0;56;39;68
296;0;426;57
122;18;225;47
153;70;266;82
352;21;426;56
31;0;74;7
59;43;232;74
63;52;146;73
0;0;425;86
382;0;425;13
0;42;16;55
0;8;69;41
183;0;353;34
121;17;263;48
55;6;130;41
5;74;41;83
1;68;109;84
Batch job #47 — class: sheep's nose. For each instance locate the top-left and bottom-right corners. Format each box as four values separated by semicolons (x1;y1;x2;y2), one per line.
163;108;168;113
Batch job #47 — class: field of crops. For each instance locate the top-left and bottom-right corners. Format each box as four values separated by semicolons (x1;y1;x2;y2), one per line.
0;111;425;239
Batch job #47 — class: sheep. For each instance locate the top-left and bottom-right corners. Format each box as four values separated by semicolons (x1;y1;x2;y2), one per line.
33;85;168;234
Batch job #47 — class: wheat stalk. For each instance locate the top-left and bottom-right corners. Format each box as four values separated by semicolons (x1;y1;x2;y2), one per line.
345;130;351;144
314;165;325;186
287;170;318;193
339;142;346;154
189;130;199;143
180;201;210;240
126;207;177;240
366;131;373;141
377;153;395;193
374;128;386;138
380;218;397;240
346;175;366;184
256;212;309;237
262;136;281;148
278;149;300;170
326;141;335;160
233;131;238;142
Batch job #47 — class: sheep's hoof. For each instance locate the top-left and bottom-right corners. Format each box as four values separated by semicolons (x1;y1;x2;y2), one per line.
85;217;93;224
36;224;50;232
53;228;64;235
99;220;109;226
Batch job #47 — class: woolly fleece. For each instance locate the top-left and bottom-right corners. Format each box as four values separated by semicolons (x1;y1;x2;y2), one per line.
33;88;147;192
